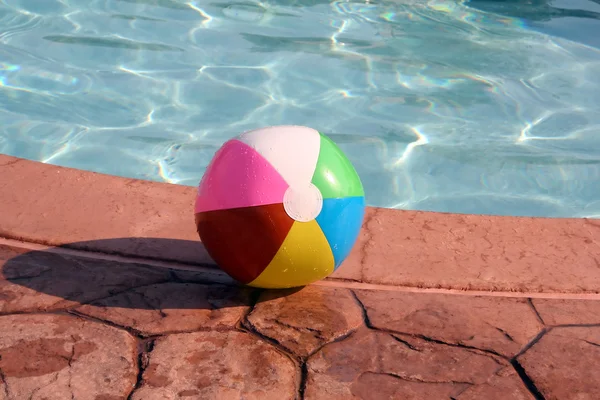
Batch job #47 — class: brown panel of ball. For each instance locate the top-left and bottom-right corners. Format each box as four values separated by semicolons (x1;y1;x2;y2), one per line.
195;203;294;283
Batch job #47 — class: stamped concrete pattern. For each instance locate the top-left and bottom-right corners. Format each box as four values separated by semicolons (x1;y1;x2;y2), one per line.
0;244;170;314
304;327;506;400
0;314;137;400
245;286;364;357
131;331;297;400
355;290;543;357
518;327;600;400
1;241;600;398
0;155;207;265
349;208;600;292
0;153;599;399
455;367;534;400
532;298;600;325
76;283;254;336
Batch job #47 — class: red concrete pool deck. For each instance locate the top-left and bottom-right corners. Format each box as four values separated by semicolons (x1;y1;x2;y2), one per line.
0;154;599;399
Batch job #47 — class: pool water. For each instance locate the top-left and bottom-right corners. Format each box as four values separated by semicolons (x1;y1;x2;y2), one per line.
1;0;599;218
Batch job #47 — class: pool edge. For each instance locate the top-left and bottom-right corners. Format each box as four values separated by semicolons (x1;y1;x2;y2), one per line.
1;154;599;294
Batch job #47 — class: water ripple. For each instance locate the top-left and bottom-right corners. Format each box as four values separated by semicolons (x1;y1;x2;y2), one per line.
0;0;599;217
43;34;184;51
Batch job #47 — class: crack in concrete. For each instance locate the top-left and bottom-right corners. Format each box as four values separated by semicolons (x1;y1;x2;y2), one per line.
127;338;155;400
241;317;297;360
137;291;167;319
260;318;325;340
390;334;422;352
246;321;357;374
71;301;248;338
510;328;550;400
553;323;600;328
349;290;373;328
305;329;358;360
298;362;308;400
494;327;515;343
0;308;61;317
240;289;263;320
414;334;506;362
527;299;546;326
0;366;10;399
584;340;600;348
233;289;264;336
238;320;304;400
513;328;548;359
358;371;474;386
26;373;59;400
67;339;76;400
67;310;143;338
511;359;546;400
450;382;474;399
69;308;238;338
351;289;505;359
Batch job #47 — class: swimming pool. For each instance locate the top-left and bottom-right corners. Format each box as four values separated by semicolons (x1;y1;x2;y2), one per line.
1;0;599;218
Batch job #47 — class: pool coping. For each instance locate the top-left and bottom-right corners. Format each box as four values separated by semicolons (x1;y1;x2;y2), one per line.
1;154;599;294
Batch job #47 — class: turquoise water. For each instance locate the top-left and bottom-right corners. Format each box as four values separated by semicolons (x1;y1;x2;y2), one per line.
1;0;599;218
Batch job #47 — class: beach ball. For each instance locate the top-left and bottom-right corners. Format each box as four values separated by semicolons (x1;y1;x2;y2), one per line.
194;125;365;289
